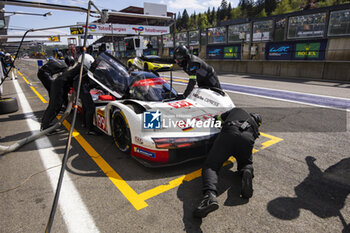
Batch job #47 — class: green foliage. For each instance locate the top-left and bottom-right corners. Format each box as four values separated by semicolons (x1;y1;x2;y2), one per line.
198;14;209;30
173;0;349;33
273;0;293;15
265;0;277;15
257;8;267;17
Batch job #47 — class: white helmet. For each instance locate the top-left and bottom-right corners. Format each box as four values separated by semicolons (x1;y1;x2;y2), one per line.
78;54;94;69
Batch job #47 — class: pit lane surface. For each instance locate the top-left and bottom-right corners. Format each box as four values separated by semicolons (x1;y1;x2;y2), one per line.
0;59;349;233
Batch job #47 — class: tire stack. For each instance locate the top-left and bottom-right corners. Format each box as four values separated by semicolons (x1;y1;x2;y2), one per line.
0;97;18;114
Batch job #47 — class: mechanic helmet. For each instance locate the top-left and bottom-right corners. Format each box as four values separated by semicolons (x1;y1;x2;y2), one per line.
0;51;4;57
78;54;95;70
65;56;75;67
174;45;190;64
250;113;262;127
5;53;11;58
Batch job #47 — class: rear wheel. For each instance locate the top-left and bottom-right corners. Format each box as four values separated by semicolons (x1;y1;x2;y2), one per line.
112;109;131;154
0;97;18;114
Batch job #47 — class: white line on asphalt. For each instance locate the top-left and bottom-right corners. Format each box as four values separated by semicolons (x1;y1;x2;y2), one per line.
12;79;99;233
169;80;350;112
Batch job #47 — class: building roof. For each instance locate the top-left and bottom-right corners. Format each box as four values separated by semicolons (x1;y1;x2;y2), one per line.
104;6;175;26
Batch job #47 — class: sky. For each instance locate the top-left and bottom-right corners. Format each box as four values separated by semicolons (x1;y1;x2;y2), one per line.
4;0;239;45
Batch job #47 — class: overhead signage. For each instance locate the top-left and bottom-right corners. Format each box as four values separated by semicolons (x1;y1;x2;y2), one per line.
70;27;84;35
48;36;60;42
79;23;169;35
80;35;93;39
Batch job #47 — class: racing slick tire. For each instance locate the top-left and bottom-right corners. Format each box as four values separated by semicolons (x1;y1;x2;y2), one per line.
112;109;131;154
0;97;18;114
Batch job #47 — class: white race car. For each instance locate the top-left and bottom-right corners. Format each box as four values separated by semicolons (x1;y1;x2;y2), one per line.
84;52;234;167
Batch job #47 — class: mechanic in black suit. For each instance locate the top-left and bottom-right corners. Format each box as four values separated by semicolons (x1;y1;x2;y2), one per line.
37;55;75;95
147;45;221;98
193;108;262;218
41;54;95;134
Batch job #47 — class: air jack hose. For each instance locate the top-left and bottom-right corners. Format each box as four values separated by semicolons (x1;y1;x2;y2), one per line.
0;97;73;155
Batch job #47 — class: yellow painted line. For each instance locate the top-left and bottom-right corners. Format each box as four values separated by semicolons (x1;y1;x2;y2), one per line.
138;139;276;205
26;95;48;99
20;73;30;84
18;70;48;103
260;132;284;149
19;69;147;210
164;78;188;83
30;86;48;103
61;119;148;210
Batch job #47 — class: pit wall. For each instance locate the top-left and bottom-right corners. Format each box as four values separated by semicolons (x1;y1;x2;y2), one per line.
120;37;350;82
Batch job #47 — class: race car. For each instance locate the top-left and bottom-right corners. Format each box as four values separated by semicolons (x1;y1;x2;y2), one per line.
85;52;234;167
127;55;173;73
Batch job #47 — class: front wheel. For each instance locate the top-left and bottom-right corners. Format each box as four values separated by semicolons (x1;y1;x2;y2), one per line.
112;109;131;154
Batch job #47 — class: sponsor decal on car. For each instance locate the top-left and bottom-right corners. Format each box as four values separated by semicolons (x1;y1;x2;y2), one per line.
168;100;193;109
134;146;155;158
192;93;219;106
135;136;143;144
96;109;107;132
143;110;162;129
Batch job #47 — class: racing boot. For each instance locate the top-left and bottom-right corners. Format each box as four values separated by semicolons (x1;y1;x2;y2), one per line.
241;168;253;199
193;190;219;218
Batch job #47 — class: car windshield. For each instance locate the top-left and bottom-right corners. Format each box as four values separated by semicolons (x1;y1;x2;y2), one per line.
129;72;177;101
92;52;131;96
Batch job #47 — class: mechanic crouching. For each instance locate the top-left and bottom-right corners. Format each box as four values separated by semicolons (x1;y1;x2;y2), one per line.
37;53;75;95
194;108;262;218
40;54;96;135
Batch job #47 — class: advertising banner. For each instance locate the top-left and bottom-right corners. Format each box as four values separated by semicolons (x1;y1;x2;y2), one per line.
143;49;159;56
80;23;169;35
207;44;241;60
265;42;292;60
265;40;327;60
294;40;327;60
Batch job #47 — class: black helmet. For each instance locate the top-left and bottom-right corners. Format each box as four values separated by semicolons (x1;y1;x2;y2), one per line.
250;113;262;127
174;45;190;63
65;56;75;67
57;51;64;60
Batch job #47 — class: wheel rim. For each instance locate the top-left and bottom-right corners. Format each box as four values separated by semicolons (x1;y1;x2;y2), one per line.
113;113;131;152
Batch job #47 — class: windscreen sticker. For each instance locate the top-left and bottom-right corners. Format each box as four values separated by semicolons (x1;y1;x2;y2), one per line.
132;78;165;87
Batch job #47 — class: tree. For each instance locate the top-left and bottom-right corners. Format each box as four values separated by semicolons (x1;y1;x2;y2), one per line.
231;6;242;19
198;13;209;30
227;2;233;19
257;8;267;17
211;7;216;26
239;0;254;17
220;0;228;9
273;0;292;15
176;11;182;32
218;0;228;21
182;9;190;30
265;0;277;16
